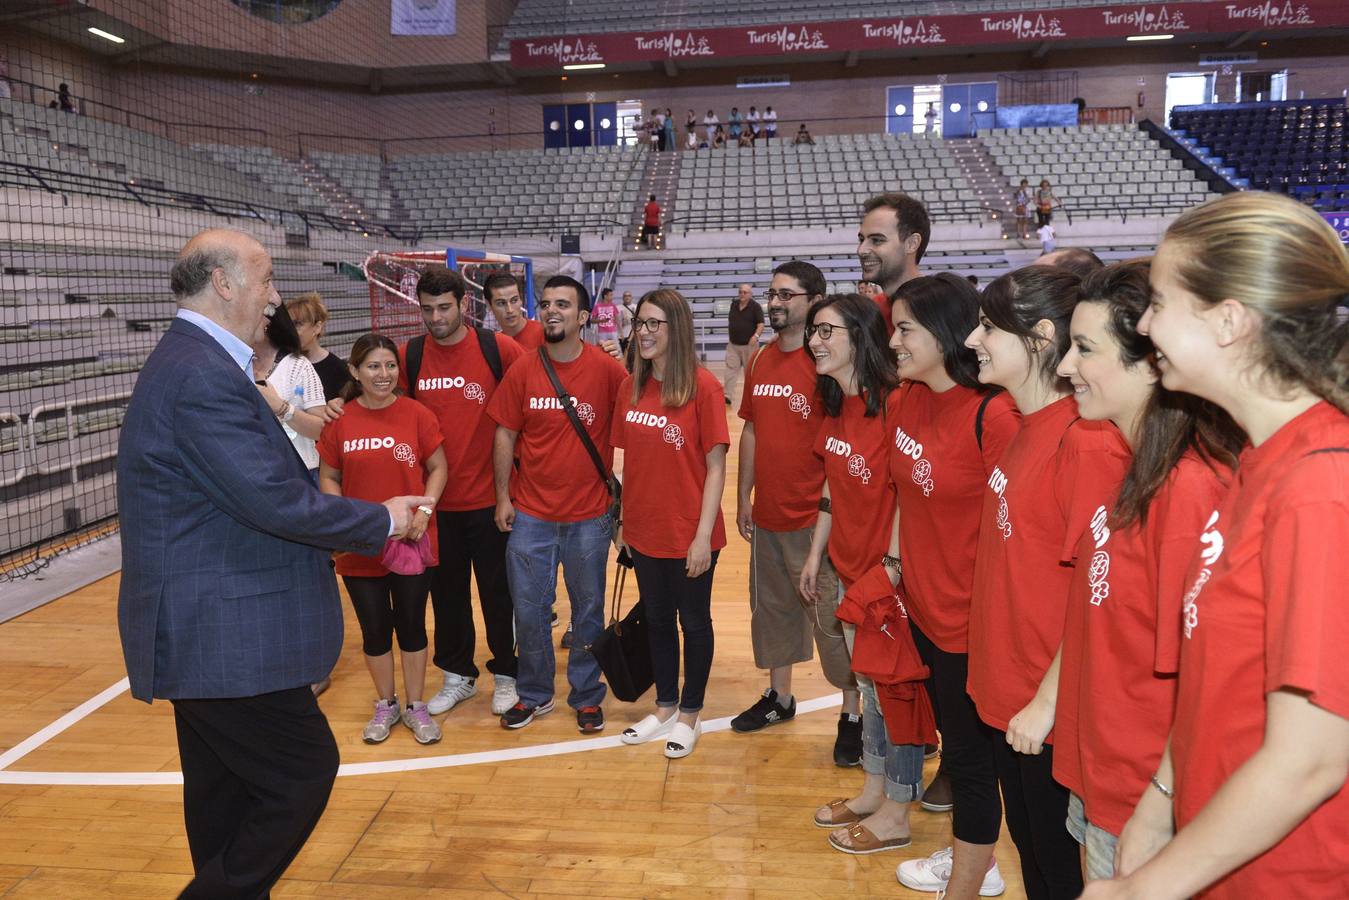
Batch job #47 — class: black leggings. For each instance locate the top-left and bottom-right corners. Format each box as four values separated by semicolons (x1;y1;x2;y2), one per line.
1036;209;1053;228
630;548;718;712
990;733;1083;900
912;623;1003;845
343;572;432;656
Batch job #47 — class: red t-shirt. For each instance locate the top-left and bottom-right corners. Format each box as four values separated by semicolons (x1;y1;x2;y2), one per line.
644;202;661;226
871;291;895;336
891;383;1019;652
505;319;545;351
1054;451;1231;836
610;367;729;558
316;396;443;578
967;396;1130;734
487;344;627;523
737;342;825;532
814;392;896;588
1170;401;1349;899
399;330;523;511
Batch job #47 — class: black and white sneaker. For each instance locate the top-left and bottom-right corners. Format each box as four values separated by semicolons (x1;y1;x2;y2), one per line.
834;712;863;767
730;689;796;733
499;700;554;730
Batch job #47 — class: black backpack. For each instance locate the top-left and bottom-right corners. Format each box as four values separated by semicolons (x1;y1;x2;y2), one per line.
403;327;503;398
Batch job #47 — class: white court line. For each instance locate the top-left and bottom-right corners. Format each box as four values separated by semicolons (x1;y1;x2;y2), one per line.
0;677;131;772
0;688;842;787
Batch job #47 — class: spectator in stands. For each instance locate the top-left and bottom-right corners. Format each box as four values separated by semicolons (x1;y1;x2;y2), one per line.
723;283;765;405
642;194;662;249
614;288;730;759
685;109;697;139
485;272;544;350
646;113;660;152
703;109;720;144
732;261;862;765
489;276;627;733
318;333;448;746
764;106;778;140
593;287;620;346
250;301;329;479
925;103;938;136
1014;179;1034;240
712;125;727;150
1038;222;1057;255
685;128;698;151
794;124;815;146
1037;246;1105;280
728;107;743;140
663;109;676;154
403;265;524;721
1036;178;1061;227
57;83;76;114
737;128;755;149
619;290;635;355
287;292;350;404
653;108;667;152
747;106;762;138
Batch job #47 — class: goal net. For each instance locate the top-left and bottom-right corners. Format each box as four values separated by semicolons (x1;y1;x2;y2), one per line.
363;248;535;342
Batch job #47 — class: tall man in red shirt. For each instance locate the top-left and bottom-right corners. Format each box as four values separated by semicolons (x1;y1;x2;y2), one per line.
488;275;628;731
485;271;545;351
401;265;525;719
857;192;930;332
642;194;661;249
732;260;862;765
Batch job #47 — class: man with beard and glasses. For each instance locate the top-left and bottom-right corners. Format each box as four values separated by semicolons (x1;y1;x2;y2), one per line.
401;265;525;721
485;271;545;351
488;275;628;731
731;260;863;766
857;192;930;335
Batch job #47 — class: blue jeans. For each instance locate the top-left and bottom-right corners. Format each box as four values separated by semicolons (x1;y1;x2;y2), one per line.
842;615;925;803
506;509;610;710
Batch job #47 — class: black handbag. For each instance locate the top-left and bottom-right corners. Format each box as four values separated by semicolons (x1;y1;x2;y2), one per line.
586;562;653;702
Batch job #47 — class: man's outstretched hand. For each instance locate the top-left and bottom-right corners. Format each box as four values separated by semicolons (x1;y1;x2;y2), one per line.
384;495;436;539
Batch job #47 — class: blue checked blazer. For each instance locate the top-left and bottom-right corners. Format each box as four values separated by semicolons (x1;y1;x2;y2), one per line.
117;317;389;702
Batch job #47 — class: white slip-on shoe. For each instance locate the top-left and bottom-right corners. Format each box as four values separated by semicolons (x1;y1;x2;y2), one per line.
620;712;677;745
664;719;702;759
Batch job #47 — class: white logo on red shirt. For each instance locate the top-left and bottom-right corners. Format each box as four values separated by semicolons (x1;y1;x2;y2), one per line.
392;442;417;468
529;395;596;426
1086;505;1112;606
1183;509;1225;638
846;453;873;484
988;465;1012;539
894;425;933;496
626;409;684;450
418;376;486;405
663;423;685;450
753;382;812;419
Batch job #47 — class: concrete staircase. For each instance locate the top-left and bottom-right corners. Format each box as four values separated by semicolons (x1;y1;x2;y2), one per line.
947;138;1015;238
627;150;679;252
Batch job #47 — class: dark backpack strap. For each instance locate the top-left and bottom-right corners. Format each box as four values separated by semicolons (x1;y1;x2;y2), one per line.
974;390;998;451
404;335;426;399
538;347;618;497
476;327;504;384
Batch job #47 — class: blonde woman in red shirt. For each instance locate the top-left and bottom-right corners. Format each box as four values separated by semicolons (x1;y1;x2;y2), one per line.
1082;194;1349;900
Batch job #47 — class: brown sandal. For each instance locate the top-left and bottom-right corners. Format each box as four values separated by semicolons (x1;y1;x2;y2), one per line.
827;822;913;855
813;798;863;828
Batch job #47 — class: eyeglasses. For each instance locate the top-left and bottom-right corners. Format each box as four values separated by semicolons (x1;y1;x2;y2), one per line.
632;317;668;333
763;289;809;302
805;322;841;341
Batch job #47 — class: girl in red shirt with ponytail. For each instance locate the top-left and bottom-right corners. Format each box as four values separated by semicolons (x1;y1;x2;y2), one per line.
1082;195;1349;900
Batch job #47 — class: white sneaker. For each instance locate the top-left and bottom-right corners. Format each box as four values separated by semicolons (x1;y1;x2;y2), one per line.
491;675;519;715
426;670;476;715
897;847;1006;896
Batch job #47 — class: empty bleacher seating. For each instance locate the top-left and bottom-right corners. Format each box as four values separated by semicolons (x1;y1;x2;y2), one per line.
1170;101;1348;210
982;124;1210;220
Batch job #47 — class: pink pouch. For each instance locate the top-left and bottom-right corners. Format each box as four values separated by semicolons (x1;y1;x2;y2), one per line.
380;534;434;576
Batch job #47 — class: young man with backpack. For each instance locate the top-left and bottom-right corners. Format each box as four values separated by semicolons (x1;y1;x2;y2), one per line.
401;265;524;719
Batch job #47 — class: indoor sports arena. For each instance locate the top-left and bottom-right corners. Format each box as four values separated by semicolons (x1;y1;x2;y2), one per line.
3;1;1348;897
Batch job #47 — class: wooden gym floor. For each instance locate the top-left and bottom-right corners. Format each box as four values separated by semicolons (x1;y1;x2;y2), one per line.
0;399;1028;899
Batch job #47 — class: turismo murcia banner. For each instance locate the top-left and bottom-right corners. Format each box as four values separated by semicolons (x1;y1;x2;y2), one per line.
510;0;1349;67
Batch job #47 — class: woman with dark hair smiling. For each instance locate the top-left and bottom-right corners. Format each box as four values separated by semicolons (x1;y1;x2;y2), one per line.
612;289;729;759
800;294;921;856
962;267;1131;900
1052;260;1243;884
318;333;448;745
249;300;329;477
888;273;1019;899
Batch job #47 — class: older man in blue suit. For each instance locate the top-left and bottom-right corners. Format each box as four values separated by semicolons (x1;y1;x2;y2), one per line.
117;228;431;898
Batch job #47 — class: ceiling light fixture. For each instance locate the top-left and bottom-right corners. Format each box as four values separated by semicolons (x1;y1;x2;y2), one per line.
563;63;606;71
88;27;126;44
1126;34;1174;41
